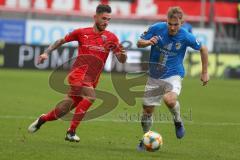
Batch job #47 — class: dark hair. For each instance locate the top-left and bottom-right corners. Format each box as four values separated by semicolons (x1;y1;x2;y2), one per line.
96;4;112;14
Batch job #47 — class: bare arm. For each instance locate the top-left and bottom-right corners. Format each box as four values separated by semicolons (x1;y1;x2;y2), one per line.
44;38;66;54
137;36;158;48
116;53;127;63
200;45;209;86
37;38;66;64
115;44;127;63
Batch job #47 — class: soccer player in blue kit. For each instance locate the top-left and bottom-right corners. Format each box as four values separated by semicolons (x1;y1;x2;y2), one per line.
137;6;209;150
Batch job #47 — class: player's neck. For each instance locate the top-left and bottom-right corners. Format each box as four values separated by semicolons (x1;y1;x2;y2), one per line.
93;24;104;34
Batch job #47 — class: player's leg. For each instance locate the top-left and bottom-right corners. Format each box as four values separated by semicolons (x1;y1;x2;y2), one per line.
137;105;155;151
65;86;95;142
141;105;154;134
163;92;181;122
141;77;163;133
138;77;162;151
28;96;76;133
162;76;185;139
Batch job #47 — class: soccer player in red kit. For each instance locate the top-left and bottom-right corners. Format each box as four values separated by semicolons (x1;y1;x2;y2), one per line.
28;4;127;142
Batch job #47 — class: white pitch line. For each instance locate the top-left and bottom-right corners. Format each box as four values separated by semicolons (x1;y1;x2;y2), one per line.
0;115;36;119
0;115;240;126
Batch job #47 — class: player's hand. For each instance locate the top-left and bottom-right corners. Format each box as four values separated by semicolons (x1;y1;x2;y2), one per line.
116;44;127;63
37;53;48;65
200;72;209;86
119;44;126;54
148;36;158;45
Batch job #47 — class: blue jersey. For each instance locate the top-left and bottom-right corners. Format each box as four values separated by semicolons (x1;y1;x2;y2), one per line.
182;22;193;33
141;22;201;79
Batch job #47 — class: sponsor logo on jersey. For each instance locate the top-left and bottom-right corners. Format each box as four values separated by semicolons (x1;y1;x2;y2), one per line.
83;45;105;53
157;35;163;41
101;35;107;42
175;42;181;50
196;39;200;45
164;43;173;50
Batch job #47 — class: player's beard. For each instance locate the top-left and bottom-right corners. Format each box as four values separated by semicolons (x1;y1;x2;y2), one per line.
96;23;107;32
168;29;177;36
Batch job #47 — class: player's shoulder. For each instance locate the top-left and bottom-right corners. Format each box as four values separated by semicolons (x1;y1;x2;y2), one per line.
79;27;94;33
179;28;194;38
103;30;118;40
70;27;92;34
179;28;198;44
179;27;188;35
104;30;116;36
150;22;167;30
182;22;192;33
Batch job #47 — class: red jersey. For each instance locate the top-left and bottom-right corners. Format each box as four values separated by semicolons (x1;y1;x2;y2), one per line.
65;27;120;88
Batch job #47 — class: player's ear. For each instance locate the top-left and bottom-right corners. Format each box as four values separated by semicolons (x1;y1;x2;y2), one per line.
180;20;184;25
94;14;97;20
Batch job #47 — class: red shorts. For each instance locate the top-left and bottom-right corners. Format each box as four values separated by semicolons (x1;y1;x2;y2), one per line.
67;68;99;105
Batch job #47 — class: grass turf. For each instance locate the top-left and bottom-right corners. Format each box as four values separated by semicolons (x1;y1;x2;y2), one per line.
0;69;240;160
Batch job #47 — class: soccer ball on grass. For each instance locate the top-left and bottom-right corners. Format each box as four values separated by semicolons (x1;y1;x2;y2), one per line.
142;131;163;152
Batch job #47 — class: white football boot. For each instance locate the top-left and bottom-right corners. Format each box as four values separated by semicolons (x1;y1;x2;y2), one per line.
28;114;46;133
65;131;80;142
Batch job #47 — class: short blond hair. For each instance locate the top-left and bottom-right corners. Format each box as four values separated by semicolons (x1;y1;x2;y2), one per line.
167;6;184;22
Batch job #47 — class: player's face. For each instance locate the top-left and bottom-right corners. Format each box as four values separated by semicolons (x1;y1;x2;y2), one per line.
94;12;111;31
167;18;182;36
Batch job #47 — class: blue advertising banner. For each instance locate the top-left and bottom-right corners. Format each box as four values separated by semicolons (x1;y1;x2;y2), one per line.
0;19;26;44
25;19;214;51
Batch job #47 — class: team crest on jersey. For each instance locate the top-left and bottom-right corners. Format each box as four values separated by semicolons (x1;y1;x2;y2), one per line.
101;35;107;42
175;42;181;50
164;43;173;50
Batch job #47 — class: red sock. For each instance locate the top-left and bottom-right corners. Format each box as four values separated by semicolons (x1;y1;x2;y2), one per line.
41;101;74;122
68;98;92;133
41;107;63;121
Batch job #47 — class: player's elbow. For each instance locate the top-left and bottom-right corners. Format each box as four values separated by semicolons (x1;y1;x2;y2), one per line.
200;45;208;53
52;38;66;47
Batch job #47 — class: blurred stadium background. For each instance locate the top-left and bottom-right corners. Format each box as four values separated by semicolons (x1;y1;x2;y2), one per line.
0;1;240;160
0;0;240;77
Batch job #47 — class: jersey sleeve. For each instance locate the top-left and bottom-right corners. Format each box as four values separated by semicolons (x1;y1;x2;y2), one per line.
107;34;121;54
64;29;81;42
186;33;202;50
182;23;193;33
140;23;158;40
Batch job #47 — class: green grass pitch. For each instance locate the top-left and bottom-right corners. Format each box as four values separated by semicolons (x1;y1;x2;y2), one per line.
0;69;240;160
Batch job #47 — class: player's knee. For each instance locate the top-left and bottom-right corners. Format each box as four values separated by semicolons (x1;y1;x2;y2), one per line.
163;95;176;108
54;99;75;118
65;96;79;110
143;105;154;115
61;98;74;108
